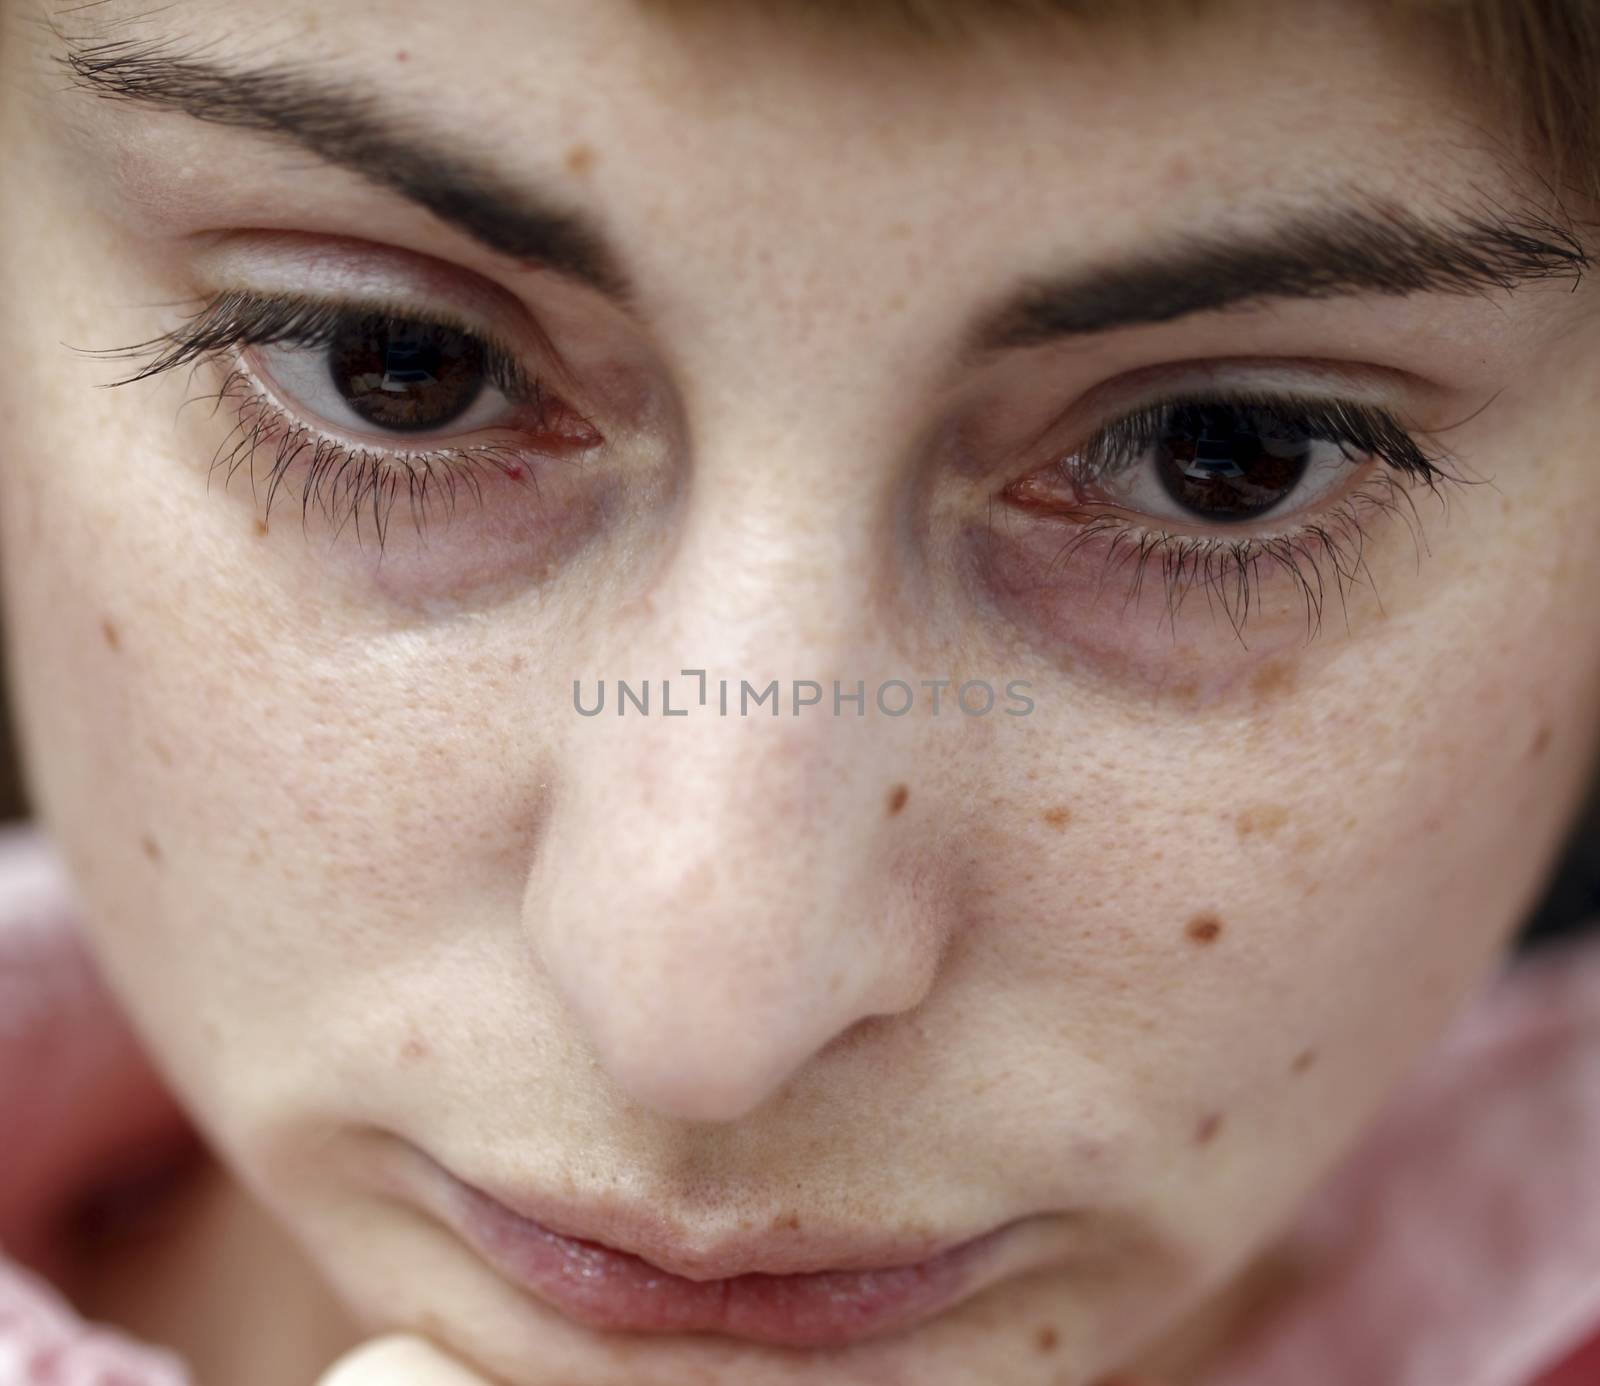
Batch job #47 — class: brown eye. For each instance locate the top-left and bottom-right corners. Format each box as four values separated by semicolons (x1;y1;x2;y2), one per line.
326;316;487;433
1153;403;1312;521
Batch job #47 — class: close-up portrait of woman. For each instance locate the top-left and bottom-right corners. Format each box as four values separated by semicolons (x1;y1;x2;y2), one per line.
3;1;1600;1384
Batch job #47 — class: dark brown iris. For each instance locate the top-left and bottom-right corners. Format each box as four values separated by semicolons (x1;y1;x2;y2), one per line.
327;316;486;432
1154;403;1311;521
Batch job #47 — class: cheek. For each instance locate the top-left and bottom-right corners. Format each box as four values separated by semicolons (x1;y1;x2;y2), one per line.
961;522;1600;1191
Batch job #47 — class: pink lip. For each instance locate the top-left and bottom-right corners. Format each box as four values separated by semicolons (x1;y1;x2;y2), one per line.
420;1157;1023;1348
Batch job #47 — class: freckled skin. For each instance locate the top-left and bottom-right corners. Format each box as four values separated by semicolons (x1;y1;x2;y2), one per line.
1234;805;1289;841
564;142;598;178
4;4;1600;1386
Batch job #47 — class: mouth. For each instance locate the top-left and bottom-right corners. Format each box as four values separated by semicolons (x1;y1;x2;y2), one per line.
417;1154;1028;1349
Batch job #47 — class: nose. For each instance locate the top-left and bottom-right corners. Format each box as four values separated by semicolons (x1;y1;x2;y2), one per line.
524;505;960;1124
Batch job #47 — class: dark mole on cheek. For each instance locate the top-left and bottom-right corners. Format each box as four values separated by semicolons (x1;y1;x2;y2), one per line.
1186;913;1223;945
1195;1111;1225;1146
887;784;910;817
1042;805;1072;831
100;618;120;651
139;833;161;864
1035;1325;1060;1354
1291;1047;1319;1075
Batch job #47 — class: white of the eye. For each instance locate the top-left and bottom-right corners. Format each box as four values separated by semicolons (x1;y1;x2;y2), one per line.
251;340;515;442
1102;436;1358;527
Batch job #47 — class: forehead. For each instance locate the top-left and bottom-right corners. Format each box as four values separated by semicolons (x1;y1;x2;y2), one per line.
46;0;1478;207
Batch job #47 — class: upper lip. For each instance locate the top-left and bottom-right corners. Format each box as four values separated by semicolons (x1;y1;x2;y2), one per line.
448;1170;990;1282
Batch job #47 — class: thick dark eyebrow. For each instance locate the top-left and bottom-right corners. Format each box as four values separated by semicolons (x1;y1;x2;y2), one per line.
54;26;1591;354
55;31;635;302
972;199;1591;353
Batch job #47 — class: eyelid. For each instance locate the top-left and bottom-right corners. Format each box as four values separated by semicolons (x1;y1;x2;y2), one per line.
1002;357;1442;481
1062;357;1427;434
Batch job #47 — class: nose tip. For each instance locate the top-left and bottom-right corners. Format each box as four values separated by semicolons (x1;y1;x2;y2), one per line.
528;712;950;1125
580;932;931;1125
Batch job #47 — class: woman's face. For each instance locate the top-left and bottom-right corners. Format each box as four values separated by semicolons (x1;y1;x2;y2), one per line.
4;1;1600;1382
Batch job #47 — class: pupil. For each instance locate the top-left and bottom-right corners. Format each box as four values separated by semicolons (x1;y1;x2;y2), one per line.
328;317;486;432
1154;403;1311;521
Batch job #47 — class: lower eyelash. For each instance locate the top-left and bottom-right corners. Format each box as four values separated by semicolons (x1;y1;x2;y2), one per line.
1027;461;1482;647
200;365;542;553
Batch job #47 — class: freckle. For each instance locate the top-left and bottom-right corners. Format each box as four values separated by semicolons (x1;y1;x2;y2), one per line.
887;784;910;817
1236;804;1289;840
1291;1047;1318;1075
1195;1111;1225;1146
1043;805;1072;831
1251;659;1296;700
770;1211;802;1230
401;1035;429;1063
395;50;409;62
565;142;598;178
1034;1324;1060;1354
140;833;162;864
886;290;908;313
150;739;174;768
253;518;269;537
1530;723;1552;758
1186;913;1223;945
101;619;120;651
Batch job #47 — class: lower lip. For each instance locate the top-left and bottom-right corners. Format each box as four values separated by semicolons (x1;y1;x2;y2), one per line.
438;1178;1018;1349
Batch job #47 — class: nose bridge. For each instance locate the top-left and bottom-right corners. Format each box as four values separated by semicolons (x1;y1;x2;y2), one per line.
528;488;953;1125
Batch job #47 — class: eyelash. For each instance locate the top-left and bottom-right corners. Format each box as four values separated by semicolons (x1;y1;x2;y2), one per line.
97;293;1476;644
1014;392;1476;645
94;290;558;551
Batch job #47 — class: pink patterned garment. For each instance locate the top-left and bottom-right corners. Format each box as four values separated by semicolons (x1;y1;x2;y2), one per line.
1;816;1599;1386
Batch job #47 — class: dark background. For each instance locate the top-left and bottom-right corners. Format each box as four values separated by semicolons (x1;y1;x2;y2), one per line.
0;641;1595;950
